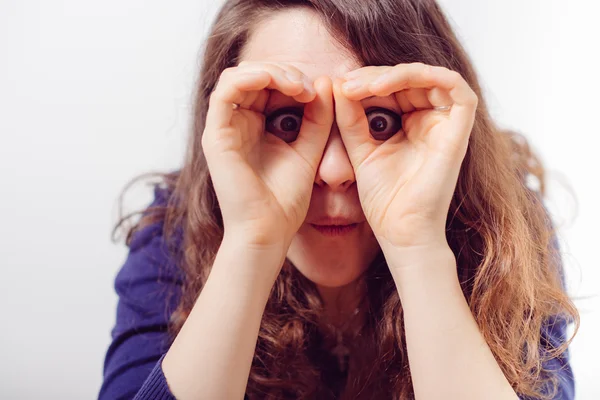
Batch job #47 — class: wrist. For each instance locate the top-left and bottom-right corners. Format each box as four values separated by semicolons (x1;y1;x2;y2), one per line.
378;237;453;268
217;233;290;282
380;244;459;297
223;221;293;251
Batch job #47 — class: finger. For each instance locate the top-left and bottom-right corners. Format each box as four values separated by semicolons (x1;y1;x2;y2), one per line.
345;62;478;144
332;78;378;169
344;62;477;108
238;61;316;103
239;59;306;78
348;68;454;113
206;66;308;131
244;90;270;114
289;76;334;168
425;86;453;109
344;65;391;80
403;87;432;110
206;68;270;132
263;61;317;103
395;91;415;113
402;107;469;163
343;63;434;99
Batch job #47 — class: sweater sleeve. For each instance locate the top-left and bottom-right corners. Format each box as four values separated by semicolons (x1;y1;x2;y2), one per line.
99;185;183;400
518;232;575;400
515;316;575;400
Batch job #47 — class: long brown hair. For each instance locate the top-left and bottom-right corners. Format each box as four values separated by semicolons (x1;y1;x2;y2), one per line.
113;1;579;398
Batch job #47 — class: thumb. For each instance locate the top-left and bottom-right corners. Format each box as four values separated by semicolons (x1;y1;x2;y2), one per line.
332;78;377;169
289;76;334;169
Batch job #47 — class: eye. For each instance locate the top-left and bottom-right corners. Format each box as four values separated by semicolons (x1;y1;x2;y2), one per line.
265;107;303;143
365;107;403;141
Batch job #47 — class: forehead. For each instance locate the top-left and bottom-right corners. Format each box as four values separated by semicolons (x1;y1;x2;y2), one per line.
240;7;361;81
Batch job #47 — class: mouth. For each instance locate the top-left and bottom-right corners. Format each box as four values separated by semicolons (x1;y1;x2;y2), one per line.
309;223;359;236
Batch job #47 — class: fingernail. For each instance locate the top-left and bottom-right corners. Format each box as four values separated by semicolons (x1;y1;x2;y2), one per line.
285;71;303;83
304;78;316;95
342;79;362;92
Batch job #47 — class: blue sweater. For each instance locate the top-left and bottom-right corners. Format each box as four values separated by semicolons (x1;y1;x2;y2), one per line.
98;185;575;399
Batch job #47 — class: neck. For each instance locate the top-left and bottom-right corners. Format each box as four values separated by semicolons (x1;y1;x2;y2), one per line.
316;280;367;374
316;279;365;331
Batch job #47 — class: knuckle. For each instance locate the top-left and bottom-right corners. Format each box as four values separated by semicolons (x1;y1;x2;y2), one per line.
239;63;275;79
208;90;223;108
221;67;237;78
449;70;463;82
215;67;235;87
421;63;434;77
260;64;279;75
280;64;304;78
469;92;479;106
212;67;244;101
201;132;212;152
410;62;427;71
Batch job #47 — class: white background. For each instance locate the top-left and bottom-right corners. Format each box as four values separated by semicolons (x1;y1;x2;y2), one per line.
1;0;598;398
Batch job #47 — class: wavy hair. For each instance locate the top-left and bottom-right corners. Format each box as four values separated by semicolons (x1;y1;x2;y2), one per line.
113;1;579;398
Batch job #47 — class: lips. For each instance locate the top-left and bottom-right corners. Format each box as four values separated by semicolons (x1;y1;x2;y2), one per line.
310;223;359;236
308;216;361;236
310;216;358;226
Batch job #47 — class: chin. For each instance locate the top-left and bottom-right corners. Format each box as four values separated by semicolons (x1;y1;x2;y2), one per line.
286;222;380;288
292;257;366;288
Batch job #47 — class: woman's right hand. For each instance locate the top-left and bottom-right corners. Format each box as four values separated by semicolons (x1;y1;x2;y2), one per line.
202;62;333;251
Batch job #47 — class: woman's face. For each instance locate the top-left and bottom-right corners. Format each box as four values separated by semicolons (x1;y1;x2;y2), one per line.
240;8;394;290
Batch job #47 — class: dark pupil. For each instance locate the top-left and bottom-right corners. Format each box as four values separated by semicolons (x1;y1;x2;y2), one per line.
281;116;298;132
371;116;387;132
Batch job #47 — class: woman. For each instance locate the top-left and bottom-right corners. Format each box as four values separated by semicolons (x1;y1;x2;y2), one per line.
99;0;579;399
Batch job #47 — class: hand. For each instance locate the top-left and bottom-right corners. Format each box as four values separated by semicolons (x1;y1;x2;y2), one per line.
332;62;478;249
202;62;334;249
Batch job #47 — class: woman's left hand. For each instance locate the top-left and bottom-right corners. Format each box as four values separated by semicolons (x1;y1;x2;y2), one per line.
333;62;478;250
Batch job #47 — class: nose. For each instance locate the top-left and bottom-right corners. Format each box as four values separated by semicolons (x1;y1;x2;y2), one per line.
314;123;355;190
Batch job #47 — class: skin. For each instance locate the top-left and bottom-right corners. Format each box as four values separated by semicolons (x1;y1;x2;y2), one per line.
239;9;390;326
163;7;519;400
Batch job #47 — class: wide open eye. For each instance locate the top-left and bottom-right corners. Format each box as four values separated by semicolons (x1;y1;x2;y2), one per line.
365;107;403;141
265;107;303;143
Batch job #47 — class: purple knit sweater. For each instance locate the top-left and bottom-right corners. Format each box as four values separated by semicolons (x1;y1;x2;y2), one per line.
98;185;575;399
